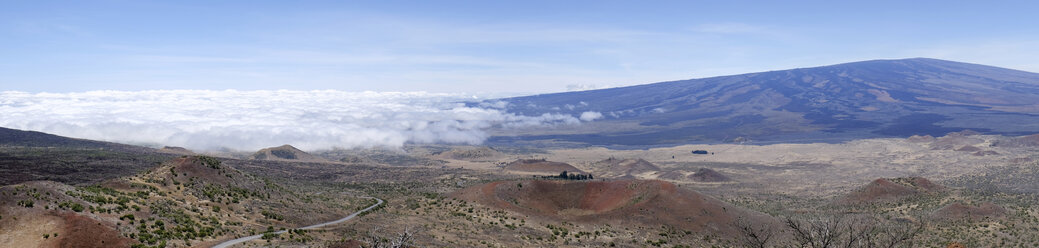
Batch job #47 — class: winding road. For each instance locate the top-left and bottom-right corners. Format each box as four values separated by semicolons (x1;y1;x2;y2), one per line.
212;197;384;248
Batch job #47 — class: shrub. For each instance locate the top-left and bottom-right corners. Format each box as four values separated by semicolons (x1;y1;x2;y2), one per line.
17;199;33;208
197;156;222;169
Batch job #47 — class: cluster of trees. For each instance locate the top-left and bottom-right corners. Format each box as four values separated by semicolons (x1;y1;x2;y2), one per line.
734;214;924;248
535;171;594;180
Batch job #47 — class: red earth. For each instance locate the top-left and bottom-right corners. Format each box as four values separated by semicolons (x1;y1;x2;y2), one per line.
452;179;775;238
838;177;943;205
932;202;1006;222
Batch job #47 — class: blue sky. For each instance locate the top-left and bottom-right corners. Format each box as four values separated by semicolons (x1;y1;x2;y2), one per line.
2;0;1038;94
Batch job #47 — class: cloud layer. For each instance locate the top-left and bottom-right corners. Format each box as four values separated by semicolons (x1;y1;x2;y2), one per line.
0;90;589;151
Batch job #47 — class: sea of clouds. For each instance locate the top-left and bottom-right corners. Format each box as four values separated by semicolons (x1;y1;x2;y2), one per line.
0;90;601;151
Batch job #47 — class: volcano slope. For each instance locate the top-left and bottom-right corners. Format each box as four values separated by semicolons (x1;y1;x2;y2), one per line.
488;58;1039;147
0;155;370;248
837;177;945;205
0;127;178;185
453;179;775;239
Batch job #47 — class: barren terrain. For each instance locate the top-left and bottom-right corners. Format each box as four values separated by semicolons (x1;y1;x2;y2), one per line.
4;129;1039;247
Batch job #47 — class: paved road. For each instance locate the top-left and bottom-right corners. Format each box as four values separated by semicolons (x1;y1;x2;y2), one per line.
212;197;384;248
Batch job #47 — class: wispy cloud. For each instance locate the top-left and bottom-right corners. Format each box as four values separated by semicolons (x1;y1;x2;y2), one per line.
691;22;794;40
566;84;612;92
127;55;255;64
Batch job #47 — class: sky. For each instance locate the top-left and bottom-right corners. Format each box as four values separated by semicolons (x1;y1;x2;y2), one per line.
2;0;1039;94
2;1;1039;150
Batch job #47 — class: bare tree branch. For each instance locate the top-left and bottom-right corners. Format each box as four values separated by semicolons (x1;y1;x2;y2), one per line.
735;217;776;248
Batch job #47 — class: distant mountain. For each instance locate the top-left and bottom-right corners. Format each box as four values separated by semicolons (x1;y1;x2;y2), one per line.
0;126;127;149
0;127;176;185
489;58;1039;146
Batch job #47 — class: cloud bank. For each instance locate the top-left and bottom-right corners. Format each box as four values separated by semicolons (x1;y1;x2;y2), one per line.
0;90;591;151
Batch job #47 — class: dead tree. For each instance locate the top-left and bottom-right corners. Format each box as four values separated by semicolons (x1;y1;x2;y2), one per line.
364;226;417;248
391;226;414;248
786;215;846;248
778;214;923;248
735;217;777;248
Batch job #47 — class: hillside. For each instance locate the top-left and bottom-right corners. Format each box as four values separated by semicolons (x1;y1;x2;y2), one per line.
931;202;1007;222
0;127;128;149
503;159;584;174
590;158;659;178
487;58;1039;146
0;127;177;186
433;147;502;161
0;155;369;248
687;168;732;182
250;144;327;162
838;177;944;205
0;181;135;248
452;179;776;238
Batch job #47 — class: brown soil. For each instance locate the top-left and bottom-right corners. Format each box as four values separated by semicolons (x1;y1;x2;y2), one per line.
0;206;64;248
0;181;135;248
838;177;943;204
56;212;134;248
932;202;1006;221
688;168;732;182
452;179;775;238
503;159;583;174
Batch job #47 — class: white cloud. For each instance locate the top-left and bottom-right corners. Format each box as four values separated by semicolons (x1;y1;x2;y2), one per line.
579;111;604;122
566;84;611;92
0;90;592;151
692;22;788;37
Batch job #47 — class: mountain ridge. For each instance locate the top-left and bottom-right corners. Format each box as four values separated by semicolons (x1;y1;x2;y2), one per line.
488;58;1039;147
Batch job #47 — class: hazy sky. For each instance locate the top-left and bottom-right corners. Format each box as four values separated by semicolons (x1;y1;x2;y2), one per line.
3;0;1038;94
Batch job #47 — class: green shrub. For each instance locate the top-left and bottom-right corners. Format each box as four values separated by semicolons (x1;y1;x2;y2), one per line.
17;199;33;208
